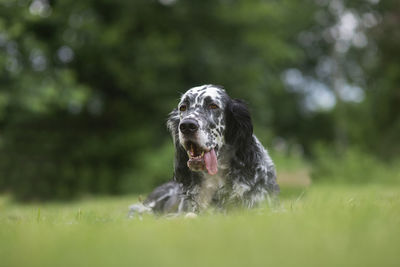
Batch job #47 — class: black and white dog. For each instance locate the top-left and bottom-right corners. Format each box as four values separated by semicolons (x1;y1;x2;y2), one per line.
130;85;279;216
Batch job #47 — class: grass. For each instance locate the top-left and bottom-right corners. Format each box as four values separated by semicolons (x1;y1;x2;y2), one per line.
1;184;400;267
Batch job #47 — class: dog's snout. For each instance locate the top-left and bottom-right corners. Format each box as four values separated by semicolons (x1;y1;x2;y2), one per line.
180;119;199;135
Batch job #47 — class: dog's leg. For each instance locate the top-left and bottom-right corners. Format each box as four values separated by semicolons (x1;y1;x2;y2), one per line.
129;181;191;217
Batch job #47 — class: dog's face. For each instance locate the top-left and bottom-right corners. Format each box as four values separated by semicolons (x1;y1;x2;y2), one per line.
177;85;228;174
168;85;253;176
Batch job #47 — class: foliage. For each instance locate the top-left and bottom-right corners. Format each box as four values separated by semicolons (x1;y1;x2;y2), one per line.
0;0;316;200
0;0;399;200
312;145;400;184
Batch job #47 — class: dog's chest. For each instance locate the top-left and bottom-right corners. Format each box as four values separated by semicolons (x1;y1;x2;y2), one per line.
195;173;226;210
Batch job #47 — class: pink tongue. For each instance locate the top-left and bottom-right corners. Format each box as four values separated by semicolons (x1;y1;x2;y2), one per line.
204;148;218;175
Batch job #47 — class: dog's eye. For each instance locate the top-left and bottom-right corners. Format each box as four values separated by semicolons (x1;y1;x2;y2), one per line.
209;103;219;109
179;105;187;112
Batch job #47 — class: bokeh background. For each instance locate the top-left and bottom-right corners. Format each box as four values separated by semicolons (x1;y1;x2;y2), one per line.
0;0;399;201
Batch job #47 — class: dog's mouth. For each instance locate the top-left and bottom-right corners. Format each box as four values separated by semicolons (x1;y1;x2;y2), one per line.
184;141;218;175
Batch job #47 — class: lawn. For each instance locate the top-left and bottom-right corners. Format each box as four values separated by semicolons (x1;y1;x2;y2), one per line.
1;184;399;267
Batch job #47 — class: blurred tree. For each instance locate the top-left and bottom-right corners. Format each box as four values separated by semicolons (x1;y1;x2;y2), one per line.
363;0;400;159
0;0;316;200
0;0;398;200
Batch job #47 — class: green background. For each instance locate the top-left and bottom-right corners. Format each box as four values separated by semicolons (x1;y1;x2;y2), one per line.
0;0;399;201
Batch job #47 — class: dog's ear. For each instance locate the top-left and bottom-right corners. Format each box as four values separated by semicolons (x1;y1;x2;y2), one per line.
225;98;254;151
167;108;180;144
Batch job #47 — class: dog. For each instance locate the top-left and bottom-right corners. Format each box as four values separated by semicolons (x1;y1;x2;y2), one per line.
129;85;279;216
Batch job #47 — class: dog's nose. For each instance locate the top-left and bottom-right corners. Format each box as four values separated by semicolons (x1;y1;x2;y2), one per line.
179;119;199;135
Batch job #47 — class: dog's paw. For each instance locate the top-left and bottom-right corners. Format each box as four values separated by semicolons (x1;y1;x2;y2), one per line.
184;212;198;219
128;203;152;219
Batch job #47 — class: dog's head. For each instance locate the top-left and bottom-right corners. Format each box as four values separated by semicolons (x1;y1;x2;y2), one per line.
168;85;253;176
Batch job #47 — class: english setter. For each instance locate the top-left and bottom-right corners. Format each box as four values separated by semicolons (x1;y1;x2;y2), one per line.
130;85;279;216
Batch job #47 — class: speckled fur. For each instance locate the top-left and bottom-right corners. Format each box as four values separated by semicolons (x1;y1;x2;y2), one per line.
129;85;279;216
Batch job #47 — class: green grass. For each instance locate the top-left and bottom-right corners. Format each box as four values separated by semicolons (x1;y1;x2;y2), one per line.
1;185;400;267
